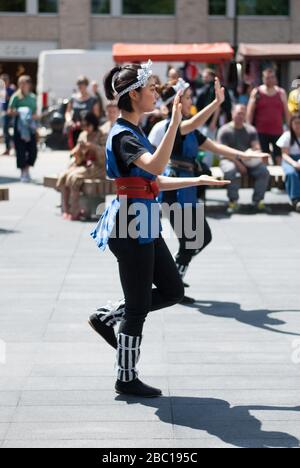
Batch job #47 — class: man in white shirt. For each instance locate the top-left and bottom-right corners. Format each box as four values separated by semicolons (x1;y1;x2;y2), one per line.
217;104;270;213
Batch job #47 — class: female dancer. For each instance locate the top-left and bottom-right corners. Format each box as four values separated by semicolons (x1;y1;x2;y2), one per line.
148;78;269;299
90;61;230;398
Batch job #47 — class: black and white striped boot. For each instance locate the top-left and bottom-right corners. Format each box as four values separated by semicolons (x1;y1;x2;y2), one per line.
115;333;162;398
176;262;195;304
176;262;190;288
89;300;125;349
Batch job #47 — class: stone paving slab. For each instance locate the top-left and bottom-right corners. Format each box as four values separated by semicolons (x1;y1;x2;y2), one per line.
1;149;300;448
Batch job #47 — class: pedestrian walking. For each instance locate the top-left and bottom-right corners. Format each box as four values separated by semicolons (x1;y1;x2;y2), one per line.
8;75;38;183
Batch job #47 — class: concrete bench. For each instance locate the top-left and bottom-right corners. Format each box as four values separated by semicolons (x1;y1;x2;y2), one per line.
0;188;9;201
211;166;285;190
44;175;116;219
43;175;116;196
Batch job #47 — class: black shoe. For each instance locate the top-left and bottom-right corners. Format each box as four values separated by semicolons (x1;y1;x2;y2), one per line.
183;282;190;288
88;314;117;349
180;295;196;305
115;378;162;398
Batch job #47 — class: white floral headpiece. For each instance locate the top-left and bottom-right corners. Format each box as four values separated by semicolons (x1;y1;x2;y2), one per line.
115;60;153;100
164;78;190;105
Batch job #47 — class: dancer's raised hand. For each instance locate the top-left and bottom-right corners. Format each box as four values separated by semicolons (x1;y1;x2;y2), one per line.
215;77;225;105
170;90;183;127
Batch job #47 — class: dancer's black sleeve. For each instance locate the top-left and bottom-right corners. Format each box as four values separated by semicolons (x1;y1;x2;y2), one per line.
113;132;149;168
195;130;207;146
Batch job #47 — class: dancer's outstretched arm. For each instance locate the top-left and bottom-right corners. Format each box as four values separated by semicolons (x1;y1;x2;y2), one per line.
180;78;225;136
157;175;230;192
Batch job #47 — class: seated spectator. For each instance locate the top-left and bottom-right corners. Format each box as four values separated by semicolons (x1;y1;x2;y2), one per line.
276;113;300;212
57;112;106;221
100;101;119;137
65;76;100;149
218;104;270;213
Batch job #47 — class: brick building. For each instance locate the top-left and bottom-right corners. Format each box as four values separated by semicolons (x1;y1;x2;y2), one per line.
0;0;300;86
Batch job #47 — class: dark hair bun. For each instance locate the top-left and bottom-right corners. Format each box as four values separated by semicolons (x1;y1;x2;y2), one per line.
103;63;142;113
160;85;176;104
104;66;122;100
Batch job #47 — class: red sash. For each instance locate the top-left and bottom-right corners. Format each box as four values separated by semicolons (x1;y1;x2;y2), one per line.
115;177;160;199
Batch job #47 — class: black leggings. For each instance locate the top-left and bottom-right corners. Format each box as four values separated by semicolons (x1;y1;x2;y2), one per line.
14;126;37;170
163;191;212;268
108;235;185;336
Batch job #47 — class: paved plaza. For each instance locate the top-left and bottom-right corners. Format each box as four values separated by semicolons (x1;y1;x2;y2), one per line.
0;148;300;448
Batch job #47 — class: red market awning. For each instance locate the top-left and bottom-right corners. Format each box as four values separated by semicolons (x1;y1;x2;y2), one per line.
113;43;234;64
237;43;300;61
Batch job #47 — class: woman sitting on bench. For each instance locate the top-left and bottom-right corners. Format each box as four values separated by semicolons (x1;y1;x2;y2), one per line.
57;112;106;220
277;113;300;213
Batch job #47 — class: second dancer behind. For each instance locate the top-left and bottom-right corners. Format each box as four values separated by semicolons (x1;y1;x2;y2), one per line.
148;78;269;301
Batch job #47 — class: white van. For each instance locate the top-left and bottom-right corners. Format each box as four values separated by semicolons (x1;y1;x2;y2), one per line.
37;48;181;112
37;49;114;112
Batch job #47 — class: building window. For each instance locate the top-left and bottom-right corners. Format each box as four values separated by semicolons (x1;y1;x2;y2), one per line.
0;0;26;12
123;0;175;15
91;0;110;14
209;0;226;15
39;0;58;13
238;0;290;16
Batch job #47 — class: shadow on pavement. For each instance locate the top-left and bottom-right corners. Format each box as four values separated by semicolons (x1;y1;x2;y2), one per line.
116;395;300;448
0;176;20;185
206;207;293;219
0;228;20;235
183;300;300;337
